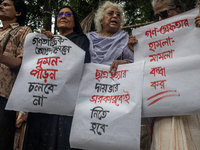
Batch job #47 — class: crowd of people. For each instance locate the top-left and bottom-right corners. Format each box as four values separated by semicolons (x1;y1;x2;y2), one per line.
0;0;200;149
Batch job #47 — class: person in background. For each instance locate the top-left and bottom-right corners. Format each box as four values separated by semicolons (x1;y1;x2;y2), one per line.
0;0;32;149
149;0;200;149
22;6;90;150
86;1;137;74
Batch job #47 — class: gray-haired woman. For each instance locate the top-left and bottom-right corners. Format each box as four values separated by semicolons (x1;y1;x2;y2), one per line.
87;1;137;74
150;0;200;150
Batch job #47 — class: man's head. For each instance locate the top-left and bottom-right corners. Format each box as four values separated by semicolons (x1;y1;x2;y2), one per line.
0;0;27;25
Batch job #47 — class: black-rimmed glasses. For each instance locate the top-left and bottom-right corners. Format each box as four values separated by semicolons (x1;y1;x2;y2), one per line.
107;11;121;17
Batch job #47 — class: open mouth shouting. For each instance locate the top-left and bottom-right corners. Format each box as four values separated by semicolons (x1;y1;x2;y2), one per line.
110;20;118;25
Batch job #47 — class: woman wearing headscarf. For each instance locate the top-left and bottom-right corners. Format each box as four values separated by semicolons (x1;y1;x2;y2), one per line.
149;0;200;150
41;6;90;63
22;6;90;150
86;1;137;74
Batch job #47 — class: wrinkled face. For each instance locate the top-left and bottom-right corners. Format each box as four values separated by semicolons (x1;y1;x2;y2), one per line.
56;7;75;31
0;0;20;22
101;6;121;33
154;2;180;21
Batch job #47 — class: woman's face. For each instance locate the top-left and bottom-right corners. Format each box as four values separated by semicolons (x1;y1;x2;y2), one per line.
154;2;181;21
56;7;75;31
101;6;121;33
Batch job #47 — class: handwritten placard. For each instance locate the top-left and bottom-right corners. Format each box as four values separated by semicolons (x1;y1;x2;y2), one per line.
70;62;144;150
6;33;85;116
133;8;200;117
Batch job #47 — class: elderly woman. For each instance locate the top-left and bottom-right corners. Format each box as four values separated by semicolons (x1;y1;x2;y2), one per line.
22;6;90;150
150;0;200;150
87;1;137;74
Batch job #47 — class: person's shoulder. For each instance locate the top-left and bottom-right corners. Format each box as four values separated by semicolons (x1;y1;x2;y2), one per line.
13;26;32;39
86;31;98;36
86;32;100;40
73;33;88;42
112;30;129;39
10;23;31;32
19;26;32;33
117;30;128;35
78;33;88;38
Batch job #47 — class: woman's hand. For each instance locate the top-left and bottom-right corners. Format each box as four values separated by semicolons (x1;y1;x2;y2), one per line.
109;60;129;75
41;29;54;38
128;35;138;52
195;15;200;27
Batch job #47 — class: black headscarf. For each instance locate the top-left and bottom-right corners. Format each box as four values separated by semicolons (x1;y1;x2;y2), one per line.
55;6;83;34
55;6;91;63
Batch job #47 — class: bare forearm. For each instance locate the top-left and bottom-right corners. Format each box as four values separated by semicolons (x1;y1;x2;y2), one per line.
0;55;22;69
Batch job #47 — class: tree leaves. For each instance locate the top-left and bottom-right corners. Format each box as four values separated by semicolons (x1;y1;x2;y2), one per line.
24;0;198;33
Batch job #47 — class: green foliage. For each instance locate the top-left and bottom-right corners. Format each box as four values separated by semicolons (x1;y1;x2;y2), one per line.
24;0;67;32
25;0;43;32
67;0;97;22
24;0;198;33
181;0;197;10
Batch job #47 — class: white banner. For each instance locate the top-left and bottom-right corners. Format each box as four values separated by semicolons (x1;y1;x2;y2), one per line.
6;33;85;116
70;62;144;150
133;8;200;117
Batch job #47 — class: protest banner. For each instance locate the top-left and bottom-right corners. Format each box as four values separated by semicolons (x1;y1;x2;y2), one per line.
70;62;144;150
6;33;85;116
133;8;200;117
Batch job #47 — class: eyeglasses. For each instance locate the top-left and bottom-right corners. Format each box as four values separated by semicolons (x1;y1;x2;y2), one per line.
56;13;73;18
107;11;121;17
151;9;175;22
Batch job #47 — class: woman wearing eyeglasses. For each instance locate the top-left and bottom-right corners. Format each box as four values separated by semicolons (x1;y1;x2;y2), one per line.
150;0;200;150
22;6;90;150
86;1;137;75
42;6;91;63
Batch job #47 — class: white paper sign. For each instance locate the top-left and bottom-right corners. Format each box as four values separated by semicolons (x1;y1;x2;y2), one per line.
133;8;200;117
70;62;144;150
6;33;85;116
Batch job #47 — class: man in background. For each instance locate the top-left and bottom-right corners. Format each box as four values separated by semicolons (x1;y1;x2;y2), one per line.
0;0;31;149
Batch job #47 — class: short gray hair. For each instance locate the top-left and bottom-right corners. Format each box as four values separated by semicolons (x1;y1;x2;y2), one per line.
151;0;187;12
94;1;126;32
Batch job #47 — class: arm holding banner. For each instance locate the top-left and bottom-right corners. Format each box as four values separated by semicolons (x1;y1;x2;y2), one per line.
128;35;138;52
109;34;139;76
41;29;54;38
109;60;130;75
109;36;135;75
109;35;138;75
